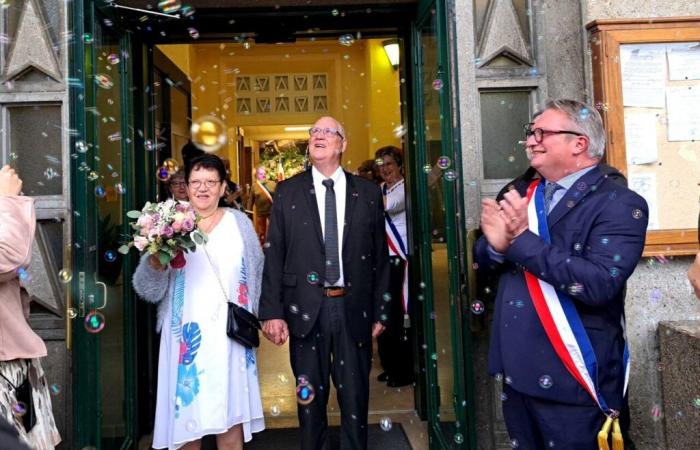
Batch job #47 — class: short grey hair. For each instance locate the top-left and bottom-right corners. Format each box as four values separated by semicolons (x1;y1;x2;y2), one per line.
535;99;605;159
333;118;347;141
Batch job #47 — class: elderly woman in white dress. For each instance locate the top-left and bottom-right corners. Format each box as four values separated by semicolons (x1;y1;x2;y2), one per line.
133;154;264;450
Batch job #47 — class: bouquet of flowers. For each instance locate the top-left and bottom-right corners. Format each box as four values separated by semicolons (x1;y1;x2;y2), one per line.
118;199;206;268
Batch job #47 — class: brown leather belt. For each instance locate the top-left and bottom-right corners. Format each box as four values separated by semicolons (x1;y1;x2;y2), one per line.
322;286;345;297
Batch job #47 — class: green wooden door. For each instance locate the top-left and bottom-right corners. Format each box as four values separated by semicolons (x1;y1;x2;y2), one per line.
70;0;137;447
410;1;476;448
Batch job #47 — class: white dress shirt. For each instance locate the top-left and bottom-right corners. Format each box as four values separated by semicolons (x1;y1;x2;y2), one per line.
312;165;346;286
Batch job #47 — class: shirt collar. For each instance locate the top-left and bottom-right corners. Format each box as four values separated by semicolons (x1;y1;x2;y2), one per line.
547;165;597;190
312;165;344;185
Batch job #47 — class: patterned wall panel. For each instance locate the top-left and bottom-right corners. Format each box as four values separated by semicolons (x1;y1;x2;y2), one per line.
234;72;327;116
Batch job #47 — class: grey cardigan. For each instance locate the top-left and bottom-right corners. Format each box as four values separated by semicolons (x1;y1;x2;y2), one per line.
132;209;264;332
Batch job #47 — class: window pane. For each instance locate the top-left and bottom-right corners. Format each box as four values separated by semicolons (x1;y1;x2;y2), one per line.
9;104;63;196
480;91;531;179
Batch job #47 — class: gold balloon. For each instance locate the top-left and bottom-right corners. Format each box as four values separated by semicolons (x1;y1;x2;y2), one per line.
191;115;227;153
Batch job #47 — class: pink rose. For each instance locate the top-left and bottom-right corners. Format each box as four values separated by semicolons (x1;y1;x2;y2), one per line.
161;224;174;238
183;218;194;231
134;236;149;251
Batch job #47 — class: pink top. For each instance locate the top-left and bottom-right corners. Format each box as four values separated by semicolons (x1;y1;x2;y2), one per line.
0;196;46;360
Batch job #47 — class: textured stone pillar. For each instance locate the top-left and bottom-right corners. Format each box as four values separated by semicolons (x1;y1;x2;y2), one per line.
658;321;700;449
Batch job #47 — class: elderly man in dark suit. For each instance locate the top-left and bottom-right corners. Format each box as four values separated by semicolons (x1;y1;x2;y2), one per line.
259;116;389;450
475;99;648;449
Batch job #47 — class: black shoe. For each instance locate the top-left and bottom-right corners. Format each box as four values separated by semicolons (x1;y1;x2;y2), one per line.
377;372;389;382
387;377;414;387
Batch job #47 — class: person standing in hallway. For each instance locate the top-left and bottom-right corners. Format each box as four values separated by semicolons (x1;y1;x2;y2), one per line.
0;166;61;450
374;146;414;387
167;170;189;202
474;99;648;449
246;167;276;244
259;116;390;450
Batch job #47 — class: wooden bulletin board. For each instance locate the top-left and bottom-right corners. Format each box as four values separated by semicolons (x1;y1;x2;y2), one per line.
586;18;700;256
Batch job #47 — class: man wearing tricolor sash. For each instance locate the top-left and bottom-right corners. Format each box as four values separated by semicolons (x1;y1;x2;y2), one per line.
247;166;276;245
475;99;648;449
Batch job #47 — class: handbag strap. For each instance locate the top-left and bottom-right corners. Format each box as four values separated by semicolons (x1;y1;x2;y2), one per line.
0;360;28;390
202;245;232;305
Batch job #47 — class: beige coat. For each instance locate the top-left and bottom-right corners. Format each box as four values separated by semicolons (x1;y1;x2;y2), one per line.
0;196;45;360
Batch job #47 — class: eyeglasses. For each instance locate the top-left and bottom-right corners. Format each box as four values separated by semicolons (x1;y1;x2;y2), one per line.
309;127;344;139
523;123;586;143
170;181;186;188
188;180;221;189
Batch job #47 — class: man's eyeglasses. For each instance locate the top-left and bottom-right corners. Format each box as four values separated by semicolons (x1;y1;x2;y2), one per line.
189;180;221;189
523;123;586;143
309;127;344;139
170;181;186;188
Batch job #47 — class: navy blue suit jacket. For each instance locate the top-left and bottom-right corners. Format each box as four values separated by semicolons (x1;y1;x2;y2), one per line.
475;165;648;409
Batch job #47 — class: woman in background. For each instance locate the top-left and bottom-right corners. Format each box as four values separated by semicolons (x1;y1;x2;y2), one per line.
374;146;414;387
167;170;188;202
133;155;264;449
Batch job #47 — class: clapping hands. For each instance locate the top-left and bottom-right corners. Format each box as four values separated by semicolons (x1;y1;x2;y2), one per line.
480;189;529;253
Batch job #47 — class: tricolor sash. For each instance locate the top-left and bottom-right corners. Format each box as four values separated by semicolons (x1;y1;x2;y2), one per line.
256;179;274;203
383;183;410;328
523;179;629;448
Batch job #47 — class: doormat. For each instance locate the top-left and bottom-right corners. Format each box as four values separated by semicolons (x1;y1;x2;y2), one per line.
200;423;413;449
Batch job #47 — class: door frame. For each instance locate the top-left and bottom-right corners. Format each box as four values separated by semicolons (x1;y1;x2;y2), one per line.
69;0;140;447
409;0;476;448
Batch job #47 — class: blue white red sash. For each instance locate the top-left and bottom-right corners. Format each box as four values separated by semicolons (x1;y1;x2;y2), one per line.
256;179;274;203
523;179;629;414
383;183;409;327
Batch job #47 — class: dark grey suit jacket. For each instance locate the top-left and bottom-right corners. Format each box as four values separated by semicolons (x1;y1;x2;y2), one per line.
259;169;390;342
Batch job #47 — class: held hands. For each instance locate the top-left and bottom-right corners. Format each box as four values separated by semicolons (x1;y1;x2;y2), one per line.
148;254;167;272
480;190;529;253
262;319;289;346
0;165;22;196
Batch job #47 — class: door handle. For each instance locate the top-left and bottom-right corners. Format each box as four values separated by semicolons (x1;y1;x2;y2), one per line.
94;279;108;310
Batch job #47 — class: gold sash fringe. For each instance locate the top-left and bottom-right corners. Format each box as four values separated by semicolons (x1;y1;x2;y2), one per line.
597;416;624;450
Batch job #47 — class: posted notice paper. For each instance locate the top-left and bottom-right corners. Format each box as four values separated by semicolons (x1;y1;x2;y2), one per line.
666;86;700;141
667;43;700;81
624;109;659;165
620;44;666;108
628;172;659;230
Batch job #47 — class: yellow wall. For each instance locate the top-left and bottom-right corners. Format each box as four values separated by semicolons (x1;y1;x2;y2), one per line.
366;40;403;160
157;39;401;177
158;44;191;76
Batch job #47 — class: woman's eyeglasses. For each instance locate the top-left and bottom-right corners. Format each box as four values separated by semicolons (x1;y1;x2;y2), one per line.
188;180;221;189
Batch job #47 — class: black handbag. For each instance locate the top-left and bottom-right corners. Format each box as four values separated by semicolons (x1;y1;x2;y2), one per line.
204;246;261;349
1;368;36;432
227;302;261;348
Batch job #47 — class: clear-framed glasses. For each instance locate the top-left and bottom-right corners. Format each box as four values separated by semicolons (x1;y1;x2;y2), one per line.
308;127;344;139
523;123;586;143
188;180;221;189
170;181;186;188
